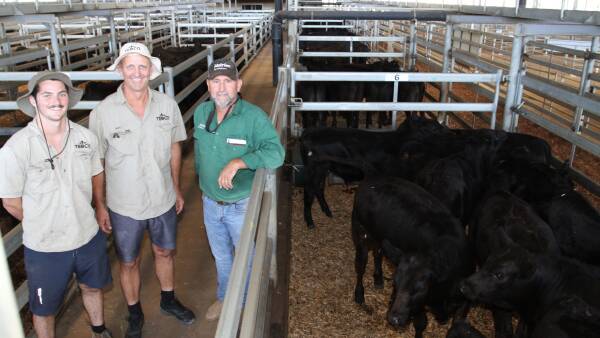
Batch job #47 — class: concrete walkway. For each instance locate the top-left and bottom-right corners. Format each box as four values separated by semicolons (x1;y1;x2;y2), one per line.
56;41;275;338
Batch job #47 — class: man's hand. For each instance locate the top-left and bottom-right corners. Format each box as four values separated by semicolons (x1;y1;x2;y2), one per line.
95;205;112;234
175;189;185;214
218;158;247;190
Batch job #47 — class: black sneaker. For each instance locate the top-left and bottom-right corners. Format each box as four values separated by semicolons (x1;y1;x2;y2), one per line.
160;298;196;325
92;328;113;338
125;313;144;338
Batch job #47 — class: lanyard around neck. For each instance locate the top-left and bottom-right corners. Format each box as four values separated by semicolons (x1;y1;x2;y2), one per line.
205;98;238;134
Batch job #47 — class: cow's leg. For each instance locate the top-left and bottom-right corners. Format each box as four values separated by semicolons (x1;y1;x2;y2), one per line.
314;165;333;217
366;112;373;129
373;247;384;289
303;163;320;228
331;112;337;127
413;310;428;338
354;241;368;305
492;309;514;338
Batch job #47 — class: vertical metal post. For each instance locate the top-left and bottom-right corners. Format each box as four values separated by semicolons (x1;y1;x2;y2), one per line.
45;21;62;71
243;31;248;64
229;38;235;63
502;24;525;132
207;45;214;66
163;66;176;98
145;11;152;51
290;68;297;137
349;39;353;64
439;23;453;123
0;23;9;57
170;10;177;47
108;15;117;58
0;239;24;338
392;81;398;130
408;19;417;71
568;36;599;165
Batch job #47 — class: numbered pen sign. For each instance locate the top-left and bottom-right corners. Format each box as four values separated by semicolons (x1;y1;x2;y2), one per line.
386;73;409;82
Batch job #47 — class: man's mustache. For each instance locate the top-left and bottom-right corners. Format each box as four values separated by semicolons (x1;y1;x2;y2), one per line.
48;105;65;109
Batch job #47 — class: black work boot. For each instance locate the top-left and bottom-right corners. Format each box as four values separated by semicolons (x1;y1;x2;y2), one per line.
125;313;144;338
160;297;196;325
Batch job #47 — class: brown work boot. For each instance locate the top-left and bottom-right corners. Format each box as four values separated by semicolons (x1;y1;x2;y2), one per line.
205;300;223;321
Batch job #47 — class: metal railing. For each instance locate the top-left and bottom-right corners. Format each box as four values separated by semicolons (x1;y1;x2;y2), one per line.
289;69;503;136
0;11;273;336
215;66;289;338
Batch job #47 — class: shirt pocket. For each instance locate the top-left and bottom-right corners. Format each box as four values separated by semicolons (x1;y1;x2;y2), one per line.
73;149;93;196
155;123;174;168
26;160;58;194
107;136;136;169
225;134;250;157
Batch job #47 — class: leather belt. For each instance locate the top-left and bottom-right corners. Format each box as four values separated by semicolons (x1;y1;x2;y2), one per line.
215;200;232;206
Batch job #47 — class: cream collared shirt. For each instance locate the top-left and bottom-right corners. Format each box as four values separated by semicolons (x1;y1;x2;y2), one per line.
89;85;187;220
0;120;103;252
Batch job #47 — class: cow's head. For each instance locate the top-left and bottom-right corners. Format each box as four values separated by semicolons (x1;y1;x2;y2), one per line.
460;246;536;310
383;240;434;329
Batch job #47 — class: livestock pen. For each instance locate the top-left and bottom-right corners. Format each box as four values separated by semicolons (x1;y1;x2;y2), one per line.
2;0;600;338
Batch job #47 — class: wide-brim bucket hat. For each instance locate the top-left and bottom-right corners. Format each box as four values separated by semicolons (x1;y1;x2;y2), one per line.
108;42;162;80
16;71;83;118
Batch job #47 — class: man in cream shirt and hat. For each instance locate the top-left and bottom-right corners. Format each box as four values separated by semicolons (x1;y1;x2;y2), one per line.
89;42;193;338
0;71;113;338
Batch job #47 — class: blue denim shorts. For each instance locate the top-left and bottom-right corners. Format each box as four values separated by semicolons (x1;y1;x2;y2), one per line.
109;206;177;263
24;230;112;316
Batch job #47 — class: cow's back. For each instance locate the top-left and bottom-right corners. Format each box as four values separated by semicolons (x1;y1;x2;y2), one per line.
354;176;465;252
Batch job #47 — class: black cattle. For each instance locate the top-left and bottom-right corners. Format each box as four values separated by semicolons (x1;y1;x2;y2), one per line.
491;159;600;265
300;116;446;228
415;131;505;224
352;176;472;338
81;81;121;101
465;191;560;338
363;62;426;128
461;247;600;338
451;129;552;165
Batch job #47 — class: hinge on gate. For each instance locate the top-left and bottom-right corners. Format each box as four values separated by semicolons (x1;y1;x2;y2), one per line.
298;49;304;56
289;97;303;107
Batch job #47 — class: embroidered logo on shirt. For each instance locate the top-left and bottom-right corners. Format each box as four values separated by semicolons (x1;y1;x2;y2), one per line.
197;123;206;129
156;113;170;121
112;128;132;139
74;140;91;149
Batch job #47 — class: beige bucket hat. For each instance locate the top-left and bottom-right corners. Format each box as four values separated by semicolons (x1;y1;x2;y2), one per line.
108;42;162;80
16;71;83;118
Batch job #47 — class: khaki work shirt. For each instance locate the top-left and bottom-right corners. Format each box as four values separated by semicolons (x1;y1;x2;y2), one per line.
89;85;187;220
0;120;103;252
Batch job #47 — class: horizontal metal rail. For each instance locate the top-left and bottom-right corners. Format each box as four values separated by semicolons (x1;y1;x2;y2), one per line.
521;74;600;118
300;51;404;58
298;101;495;112
294;71;500;82
298;35;405;42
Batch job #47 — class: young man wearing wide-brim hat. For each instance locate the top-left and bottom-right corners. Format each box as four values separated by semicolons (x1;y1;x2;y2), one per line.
0;71;113;338
89;42;194;338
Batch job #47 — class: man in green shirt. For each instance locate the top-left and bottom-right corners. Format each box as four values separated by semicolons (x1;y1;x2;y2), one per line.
193;58;284;320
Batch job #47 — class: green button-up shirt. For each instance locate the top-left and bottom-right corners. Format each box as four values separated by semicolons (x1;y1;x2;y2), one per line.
193;99;284;202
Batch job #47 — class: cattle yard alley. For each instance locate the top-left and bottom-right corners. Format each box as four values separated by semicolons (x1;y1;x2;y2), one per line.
2;1;600;338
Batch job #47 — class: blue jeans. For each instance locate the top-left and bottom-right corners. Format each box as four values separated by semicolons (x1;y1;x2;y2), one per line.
202;195;252;301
